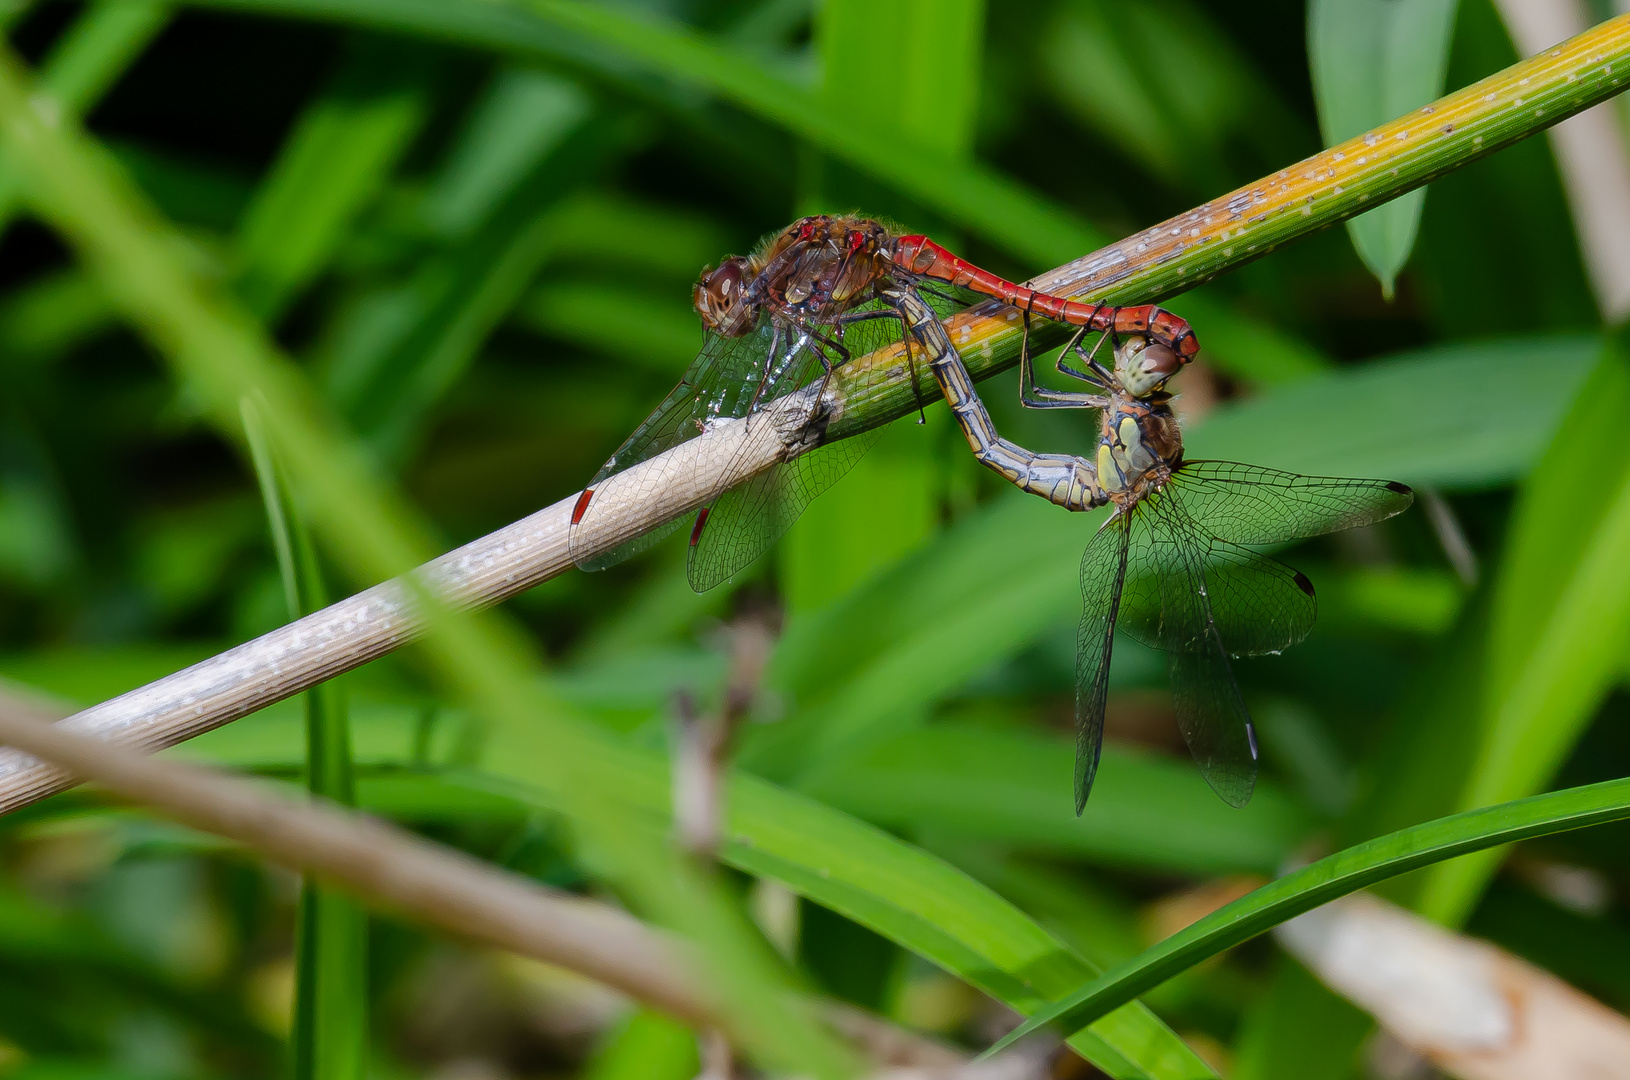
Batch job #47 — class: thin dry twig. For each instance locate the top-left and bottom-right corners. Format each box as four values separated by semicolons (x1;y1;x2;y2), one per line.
673;616;777;857
0;698;722;1030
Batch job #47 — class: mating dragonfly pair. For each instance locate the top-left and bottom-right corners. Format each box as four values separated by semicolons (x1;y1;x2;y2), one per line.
568;215;1412;812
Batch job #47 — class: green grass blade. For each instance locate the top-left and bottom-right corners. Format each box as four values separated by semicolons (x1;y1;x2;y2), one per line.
0;0;170;229
988;775;1630;1053
243;399;367;1080
1309;0;1460;296
324;107;640;460
420;66;592;239
1416;342;1630;924
234;35;431;320
167;708;1217;1078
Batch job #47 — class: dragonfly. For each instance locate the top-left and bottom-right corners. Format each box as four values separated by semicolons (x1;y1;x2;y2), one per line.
884;284;1414;811
568;214;1199;592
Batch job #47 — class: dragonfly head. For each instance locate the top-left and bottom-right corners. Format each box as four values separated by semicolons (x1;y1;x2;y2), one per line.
1115;334;1185;398
694;256;759;337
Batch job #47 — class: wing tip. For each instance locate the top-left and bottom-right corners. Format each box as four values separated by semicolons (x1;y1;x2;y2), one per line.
1386;480;1413;496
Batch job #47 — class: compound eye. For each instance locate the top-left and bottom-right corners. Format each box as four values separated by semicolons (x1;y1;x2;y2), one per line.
1116;337;1182;396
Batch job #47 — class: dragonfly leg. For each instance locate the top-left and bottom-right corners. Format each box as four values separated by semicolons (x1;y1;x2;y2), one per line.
1057;323;1116;385
747;325;787;412
1020;314;1111;410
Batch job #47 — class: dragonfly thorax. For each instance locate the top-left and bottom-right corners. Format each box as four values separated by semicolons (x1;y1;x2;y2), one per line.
1096;395;1182;504
694;215;894;339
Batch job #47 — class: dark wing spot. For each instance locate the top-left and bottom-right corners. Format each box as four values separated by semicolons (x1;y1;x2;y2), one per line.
689;506;711;547
1293;570;1315;597
1386;481;1413;495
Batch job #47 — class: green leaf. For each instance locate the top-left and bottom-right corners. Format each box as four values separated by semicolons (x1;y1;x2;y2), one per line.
803;725;1311;876
990;773;1630;1052
581;1010;700;1080
169;713;1217;1079
1185;333;1596;484
420;66;593;239
1042;0;1306;193
1418;341;1630;924
1308;0;1461;296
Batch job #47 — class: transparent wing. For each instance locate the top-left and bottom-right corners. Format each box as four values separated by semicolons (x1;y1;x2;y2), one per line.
688;431;882;591
1146;495;1259;808
1170;461;1413;545
569;320;793;573
1117;502;1318;658
1074;513;1131;814
686;296;923;591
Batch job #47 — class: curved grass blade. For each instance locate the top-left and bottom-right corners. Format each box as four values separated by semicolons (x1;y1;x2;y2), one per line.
987;774;1630;1055
243;399;367;1080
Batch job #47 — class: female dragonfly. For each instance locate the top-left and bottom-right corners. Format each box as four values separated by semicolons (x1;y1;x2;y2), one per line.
884;284;1413;811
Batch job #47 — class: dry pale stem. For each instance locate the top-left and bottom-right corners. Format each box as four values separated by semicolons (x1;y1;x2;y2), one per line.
0;697;722;1030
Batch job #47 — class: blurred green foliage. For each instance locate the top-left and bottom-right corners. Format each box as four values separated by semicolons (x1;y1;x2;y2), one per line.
0;1;1626;1078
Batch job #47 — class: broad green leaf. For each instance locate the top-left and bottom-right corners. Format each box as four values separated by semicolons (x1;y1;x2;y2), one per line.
1308;0;1460;296
991;774;1630;1051
1418;342;1630;924
1186;334;1596;483
804;725;1311;875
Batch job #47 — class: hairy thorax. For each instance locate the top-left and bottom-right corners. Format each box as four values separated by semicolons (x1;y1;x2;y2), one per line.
1096;394;1183;508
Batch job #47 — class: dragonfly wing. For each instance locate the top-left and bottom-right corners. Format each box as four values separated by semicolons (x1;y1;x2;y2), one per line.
1147;494;1259;808
686;294;916;591
687;428;884;592
1074;513;1132;814
569;323;782;573
1171;461;1413;545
